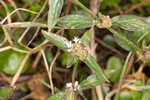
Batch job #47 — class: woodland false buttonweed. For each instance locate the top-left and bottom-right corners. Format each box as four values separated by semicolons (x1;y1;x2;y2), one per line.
66;37;81;52
66;81;79;91
73;37;81;43
66;41;73;52
96;15;112;28
65;37;88;61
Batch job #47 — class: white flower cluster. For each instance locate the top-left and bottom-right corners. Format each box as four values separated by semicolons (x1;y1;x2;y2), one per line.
66;41;73;52
66;81;79;91
73;37;81;44
65;37;81;52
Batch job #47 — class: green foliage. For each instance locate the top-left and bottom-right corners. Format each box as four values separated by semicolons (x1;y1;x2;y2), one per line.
85;55;109;82
20;82;29;92
112;15;150;32
60;52;78;68
79;74;104;89
103;34;115;46
81;28;93;46
101;0;120;9
47;92;65;100
42;30;108;82
48;0;64;29
42;30;69;51
118;91;133;100
106;56;122;82
0;87;13;100
0;49;29;75
1;0;150;99
114;29;137;51
57;15;94;29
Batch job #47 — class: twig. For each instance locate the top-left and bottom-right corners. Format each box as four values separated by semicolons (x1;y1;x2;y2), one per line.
32;51;42;68
64;0;72;15
18;0;48;43
89;27;104;100
95;38;124;57
11;53;30;87
124;53;135;79
1;8;37;24
105;81;136;100
7;0;23;20
41;49;52;93
27;27;41;46
30;39;49;54
0;0;11;23
90;0;101;15
0;37;7;47
1;25;14;46
138;63;145;72
124;0;150;14
73;0;96;18
0;46;29;53
49;50;60;94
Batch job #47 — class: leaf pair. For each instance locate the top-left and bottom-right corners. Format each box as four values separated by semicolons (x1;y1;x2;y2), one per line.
42;29;109;82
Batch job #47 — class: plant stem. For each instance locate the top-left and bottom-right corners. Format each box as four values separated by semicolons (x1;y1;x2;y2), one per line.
72;62;78;84
73;0;97;19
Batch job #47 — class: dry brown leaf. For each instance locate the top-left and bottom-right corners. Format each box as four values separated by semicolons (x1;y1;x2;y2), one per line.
27;73;49;100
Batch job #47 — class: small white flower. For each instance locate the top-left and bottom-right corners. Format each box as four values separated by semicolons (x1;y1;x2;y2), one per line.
73;37;81;43
66;82;72;88
106;16;110;18
66;41;73;48
74;81;78;87
66;41;73;52
67;49;71;52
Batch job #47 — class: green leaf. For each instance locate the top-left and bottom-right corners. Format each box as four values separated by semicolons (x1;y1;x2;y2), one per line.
112;15;150;32
4;22;48;28
142;80;150;100
130;90;142;100
57;15;94;29
81;28;93;46
103;35;115;46
132;30;150;44
79;74;104;89
118;91;133;100
61;52;78;68
47;92;65;100
106;56;122;82
20;82;29;92
130;81;143;100
48;0;64;29
42;30;69;51
0;87;13;100
0;49;29;75
115;37;135;51
84;55;109;82
108;28;140;52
